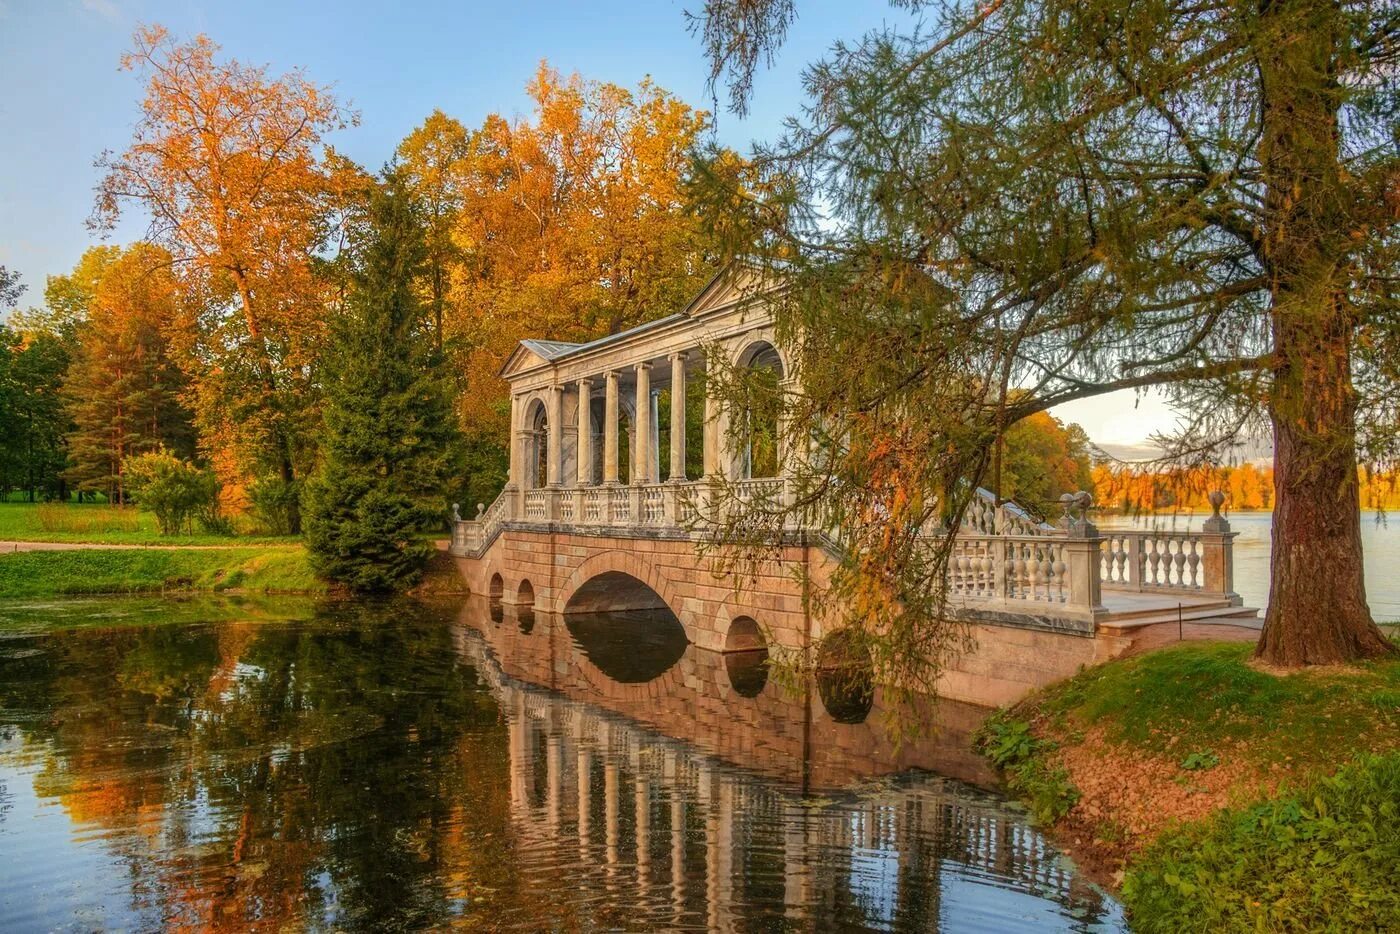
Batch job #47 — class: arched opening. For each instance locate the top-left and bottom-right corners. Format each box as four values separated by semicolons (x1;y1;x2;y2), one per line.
564;572;687;683
723;616;769;698
564;571;668;614
525;399;549;489
516;579;535;608
815;629;874;724
488;573;505;623
737;341;784;480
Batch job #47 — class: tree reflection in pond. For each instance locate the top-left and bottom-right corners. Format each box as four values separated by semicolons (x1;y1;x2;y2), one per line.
0;597;1124;931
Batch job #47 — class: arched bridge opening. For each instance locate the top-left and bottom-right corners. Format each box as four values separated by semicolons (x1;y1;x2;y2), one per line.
563;570;671;616
563;571;689;683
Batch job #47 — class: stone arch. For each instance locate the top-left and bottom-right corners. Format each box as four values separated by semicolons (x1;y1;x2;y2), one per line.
555;550;689;636
522;396;549;489
723;615;770;698
515;578;535;608
489;573;504;601
732;337;786;480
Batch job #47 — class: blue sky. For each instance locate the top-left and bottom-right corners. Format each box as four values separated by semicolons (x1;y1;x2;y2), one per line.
0;0;1177;452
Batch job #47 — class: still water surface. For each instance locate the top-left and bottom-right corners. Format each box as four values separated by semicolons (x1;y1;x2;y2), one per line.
1099;509;1400;621
0;596;1124;931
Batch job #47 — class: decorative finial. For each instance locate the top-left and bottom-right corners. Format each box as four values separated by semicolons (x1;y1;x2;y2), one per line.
452;502;461;522
1058;492;1076;528
1203;490;1230;533
476;502;486;518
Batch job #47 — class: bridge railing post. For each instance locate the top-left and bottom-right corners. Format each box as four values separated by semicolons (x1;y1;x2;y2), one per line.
1199;490;1240;602
1063;493;1104;616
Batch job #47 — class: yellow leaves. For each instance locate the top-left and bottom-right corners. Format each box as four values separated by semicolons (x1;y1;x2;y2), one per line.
408;63;714;423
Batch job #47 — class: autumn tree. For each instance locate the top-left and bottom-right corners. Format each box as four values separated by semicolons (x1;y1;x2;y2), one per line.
60;244;195;502
693;0;1399;667
93;25;359;532
998;413;1095;518
396;110;470;350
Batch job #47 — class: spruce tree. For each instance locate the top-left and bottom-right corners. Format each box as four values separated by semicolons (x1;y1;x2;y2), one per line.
305;175;455;592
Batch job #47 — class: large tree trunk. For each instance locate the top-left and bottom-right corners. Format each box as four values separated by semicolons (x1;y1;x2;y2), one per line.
1255;0;1396;664
1258;314;1395;664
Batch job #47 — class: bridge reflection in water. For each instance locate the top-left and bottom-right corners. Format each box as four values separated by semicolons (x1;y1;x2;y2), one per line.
457;599;1126;930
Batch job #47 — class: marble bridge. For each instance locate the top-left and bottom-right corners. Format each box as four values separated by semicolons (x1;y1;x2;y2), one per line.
449;267;1258;706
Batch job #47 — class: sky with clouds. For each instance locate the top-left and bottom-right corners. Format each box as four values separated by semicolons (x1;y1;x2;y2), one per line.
0;0;1193;456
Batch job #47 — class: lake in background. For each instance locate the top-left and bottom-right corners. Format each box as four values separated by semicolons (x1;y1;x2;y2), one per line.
1098;510;1399;621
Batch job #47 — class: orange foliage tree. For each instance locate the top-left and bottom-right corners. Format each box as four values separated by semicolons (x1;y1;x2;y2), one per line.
93;25;362;531
58;244;195;502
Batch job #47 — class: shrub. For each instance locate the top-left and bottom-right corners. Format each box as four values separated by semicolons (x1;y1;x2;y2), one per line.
975;713;1081;824
248;477;301;536
1123;753;1400;933
124;451;224;536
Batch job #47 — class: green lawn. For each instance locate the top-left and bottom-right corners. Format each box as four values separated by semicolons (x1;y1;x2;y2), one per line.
0;501;297;546
0;545;327;598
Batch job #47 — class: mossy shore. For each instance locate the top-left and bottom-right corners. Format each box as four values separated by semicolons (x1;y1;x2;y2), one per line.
0;545;329;597
976;639;1400;931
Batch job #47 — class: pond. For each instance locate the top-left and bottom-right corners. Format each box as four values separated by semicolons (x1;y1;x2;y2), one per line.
0;595;1125;931
1098;509;1400;621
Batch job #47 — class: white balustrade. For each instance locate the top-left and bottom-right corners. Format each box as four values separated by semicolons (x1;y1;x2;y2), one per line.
583;489;604;523
447;475;1236;624
641;485;666;524
608;487;631;524
1098;530;1211;592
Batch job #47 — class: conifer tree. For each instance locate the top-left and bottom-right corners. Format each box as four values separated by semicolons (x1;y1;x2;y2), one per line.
61;245;195;502
304;175;455;592
693;0;1400;670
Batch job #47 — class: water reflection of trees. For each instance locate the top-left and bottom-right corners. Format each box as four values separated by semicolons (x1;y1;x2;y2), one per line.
0;602;514;930
0;602;1122;931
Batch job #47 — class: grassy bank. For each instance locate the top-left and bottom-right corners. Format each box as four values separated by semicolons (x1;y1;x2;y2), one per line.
0;501;296;546
976;640;1400;930
0;545;327;597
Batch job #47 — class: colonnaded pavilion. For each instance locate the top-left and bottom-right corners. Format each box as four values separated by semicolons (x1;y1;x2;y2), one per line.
450;266;1258;706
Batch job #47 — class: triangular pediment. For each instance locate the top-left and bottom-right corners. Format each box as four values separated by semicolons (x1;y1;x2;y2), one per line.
683;262;771;318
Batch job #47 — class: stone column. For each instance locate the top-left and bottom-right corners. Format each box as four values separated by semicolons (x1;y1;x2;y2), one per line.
670;352;687;481
547;384;563;487
634;362;653;484
651;388;662;483
604;371;620;485
507;393;522;488
576;378;594;486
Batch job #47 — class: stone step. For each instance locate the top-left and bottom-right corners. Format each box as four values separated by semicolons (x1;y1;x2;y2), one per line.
1098;604;1261;632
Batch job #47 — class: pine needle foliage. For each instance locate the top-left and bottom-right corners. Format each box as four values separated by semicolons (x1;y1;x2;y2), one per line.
692;0;1400;677
304;174;455;592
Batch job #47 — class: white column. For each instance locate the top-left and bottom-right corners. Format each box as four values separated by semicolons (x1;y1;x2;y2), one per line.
577;377;594;486
651;389;662;483
702;361;729;481
634;362;652;484
669;353;687;481
547;384;563;487
604;371;620;485
507;393;522;487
